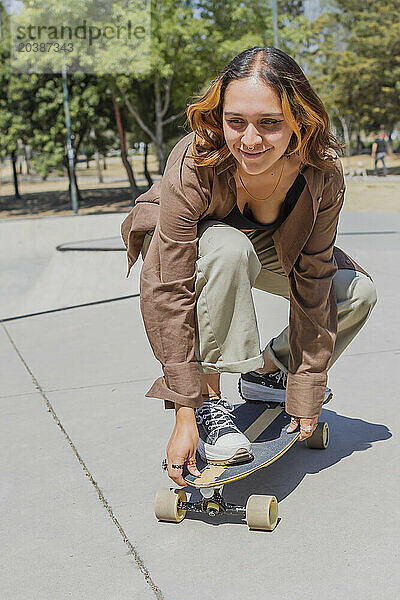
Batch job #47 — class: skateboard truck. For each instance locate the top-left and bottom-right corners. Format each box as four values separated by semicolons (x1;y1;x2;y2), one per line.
179;486;246;518
155;485;279;531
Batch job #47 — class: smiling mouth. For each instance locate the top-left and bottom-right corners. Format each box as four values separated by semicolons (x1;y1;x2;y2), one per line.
240;149;269;157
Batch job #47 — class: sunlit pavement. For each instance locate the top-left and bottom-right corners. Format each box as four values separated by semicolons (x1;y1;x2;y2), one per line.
1;210;398;599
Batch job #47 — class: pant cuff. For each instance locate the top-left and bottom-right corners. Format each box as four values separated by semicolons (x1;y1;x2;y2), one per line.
262;339;289;375
197;352;265;374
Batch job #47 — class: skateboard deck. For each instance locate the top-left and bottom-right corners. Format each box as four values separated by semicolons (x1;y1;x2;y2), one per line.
156;401;328;529
184;402;300;489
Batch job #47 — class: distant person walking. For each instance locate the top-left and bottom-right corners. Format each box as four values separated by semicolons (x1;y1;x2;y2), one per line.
372;132;388;176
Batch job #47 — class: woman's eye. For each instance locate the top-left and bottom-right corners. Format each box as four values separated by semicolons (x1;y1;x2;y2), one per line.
261;120;284;126
227;119;282;126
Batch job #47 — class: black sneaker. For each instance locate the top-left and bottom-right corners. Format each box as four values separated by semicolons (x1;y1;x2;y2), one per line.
238;370;333;404
195;396;252;465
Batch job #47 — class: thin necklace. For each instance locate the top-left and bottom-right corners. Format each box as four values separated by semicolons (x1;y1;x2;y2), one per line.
237;157;286;202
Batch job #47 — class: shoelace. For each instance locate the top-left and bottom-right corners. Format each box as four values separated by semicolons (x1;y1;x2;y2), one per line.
196;396;239;435
270;369;287;387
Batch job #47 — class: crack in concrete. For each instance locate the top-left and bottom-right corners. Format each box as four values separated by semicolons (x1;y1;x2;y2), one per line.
39;376;156;394
0;377;156;399
345;347;400;357
0;390;41;400
2;323;164;600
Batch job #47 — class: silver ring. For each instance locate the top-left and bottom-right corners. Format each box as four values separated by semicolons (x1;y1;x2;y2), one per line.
300;425;313;433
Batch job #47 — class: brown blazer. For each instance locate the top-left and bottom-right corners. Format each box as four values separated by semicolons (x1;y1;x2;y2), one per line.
121;132;372;418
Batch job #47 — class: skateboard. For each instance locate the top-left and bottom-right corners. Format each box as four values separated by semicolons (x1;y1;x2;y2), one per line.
155;400;330;531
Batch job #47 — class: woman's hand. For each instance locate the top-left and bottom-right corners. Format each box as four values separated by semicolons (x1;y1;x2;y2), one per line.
165;405;201;487
287;415;318;441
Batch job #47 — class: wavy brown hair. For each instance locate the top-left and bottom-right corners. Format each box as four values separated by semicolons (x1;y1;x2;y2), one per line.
186;46;343;172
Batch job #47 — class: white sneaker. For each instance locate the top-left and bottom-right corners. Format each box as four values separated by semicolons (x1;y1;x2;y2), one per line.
195;396;252;465
239;370;333;404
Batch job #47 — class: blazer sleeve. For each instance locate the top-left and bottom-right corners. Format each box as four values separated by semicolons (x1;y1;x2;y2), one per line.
285;162;346;419
140;164;210;409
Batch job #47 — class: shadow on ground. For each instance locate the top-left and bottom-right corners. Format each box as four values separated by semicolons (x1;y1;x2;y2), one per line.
2;165;400;219
366;166;400;176
184;408;391;527
0;185;148;218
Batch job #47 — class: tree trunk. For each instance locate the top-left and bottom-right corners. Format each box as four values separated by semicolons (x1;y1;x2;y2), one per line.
90;128;103;183
144;142;153;188
117;77;174;175
112;93;139;201
102;155;107;170
95;150;103;183
24;144;32;175
356;130;362;154
11;151;21;199
154;72;166;173
339;116;351;158
386;128;394;155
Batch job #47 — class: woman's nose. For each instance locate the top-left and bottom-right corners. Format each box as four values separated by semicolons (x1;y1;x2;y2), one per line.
241;123;262;148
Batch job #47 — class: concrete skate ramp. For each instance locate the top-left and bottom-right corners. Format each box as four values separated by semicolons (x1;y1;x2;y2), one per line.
0;214;141;321
56;236;125;251
1;247;140;321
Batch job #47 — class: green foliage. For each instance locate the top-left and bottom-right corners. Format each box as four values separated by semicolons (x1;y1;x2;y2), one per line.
31;147;65;179
9;0;150;77
303;0;400;136
115;0;307;169
2;0;398;181
196;0;306;73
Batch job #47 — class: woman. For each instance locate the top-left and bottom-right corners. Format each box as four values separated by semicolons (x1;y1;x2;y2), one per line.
121;47;377;487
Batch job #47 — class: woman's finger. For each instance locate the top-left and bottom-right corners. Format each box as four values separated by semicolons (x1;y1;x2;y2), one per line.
167;461;186;487
298;417;318;441
287;417;299;433
186;455;201;477
287;416;318;440
166;454;187;486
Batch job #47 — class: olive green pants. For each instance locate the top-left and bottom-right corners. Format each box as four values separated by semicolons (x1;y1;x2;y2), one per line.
141;219;377;376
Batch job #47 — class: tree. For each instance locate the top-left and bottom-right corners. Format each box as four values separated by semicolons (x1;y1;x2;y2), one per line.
0;2;21;198
303;0;400;152
116;0;306;173
115;0;210;173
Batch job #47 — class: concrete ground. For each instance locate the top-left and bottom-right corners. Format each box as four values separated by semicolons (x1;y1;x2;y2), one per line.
1;207;399;599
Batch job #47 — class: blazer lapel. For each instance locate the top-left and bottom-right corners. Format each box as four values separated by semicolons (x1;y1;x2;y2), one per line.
214;159;326;276
272;166;325;275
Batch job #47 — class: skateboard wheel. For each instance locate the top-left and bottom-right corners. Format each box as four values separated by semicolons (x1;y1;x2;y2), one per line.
305;422;329;449
246;494;278;531
154;488;187;523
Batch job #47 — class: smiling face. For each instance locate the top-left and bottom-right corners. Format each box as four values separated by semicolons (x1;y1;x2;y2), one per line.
222;77;296;175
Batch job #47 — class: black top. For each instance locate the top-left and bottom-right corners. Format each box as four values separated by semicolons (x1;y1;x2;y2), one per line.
374;137;386;154
222;173;306;232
